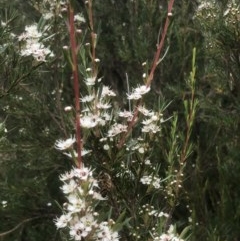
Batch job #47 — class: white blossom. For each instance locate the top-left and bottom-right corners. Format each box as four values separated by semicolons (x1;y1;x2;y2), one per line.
74;14;86;23
18;24;53;61
138;105;154;116
85;77;96;86
80;115;99;128
55;136;76;150
142;123;160;133
96;222;119;241
55;213;72;229
127;85;150;100
140;175;152;185
101;86;116;97
119;110;133;121
103;144;110;150
80;94;95;103
107;123;128;137
73;166;93;181
97;102;112;109
61;179;78;194
69;214;95;240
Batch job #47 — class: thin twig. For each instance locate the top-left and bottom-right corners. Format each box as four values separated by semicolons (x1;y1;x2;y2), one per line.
0;215;54;237
146;0;175;87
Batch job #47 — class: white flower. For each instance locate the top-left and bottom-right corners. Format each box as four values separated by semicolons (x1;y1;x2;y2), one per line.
69;213;96;240
152;177;161;189
73;166;93;181
107;123;128;137
80;95;95;102
103;144;110;150
43;12;54;20
138;105;154;116
55;136;76;150
153;225;184;241
101;86;116;97
98;117;107;126
102;112;111;121
127;92;142;100
96;222;119;241
67;196;86;213
151;115;159;121
142;123;160;133
145;159;151;165
18;24;54;62
64;106;72;111
61;179;77;194
80;115;99;128
55;213;72;229
119;110;133;121
135;85;150;95
127;85;150;100
142;118;154;125
85;77;96;86
74;14;86;23
97;102;112;109
140;175;161;189
18;24;41;40
59;170;75;181
67;194;81;205
140;175;152;185
138;147;145;154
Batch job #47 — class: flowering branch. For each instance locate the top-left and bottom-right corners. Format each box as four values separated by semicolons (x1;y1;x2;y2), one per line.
68;3;82;168
117;0;175;149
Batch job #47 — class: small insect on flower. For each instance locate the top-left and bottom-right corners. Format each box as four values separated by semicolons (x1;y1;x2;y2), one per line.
55;136;76;150
97;171;114;197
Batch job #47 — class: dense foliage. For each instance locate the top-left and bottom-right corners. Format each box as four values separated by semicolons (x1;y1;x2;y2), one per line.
0;0;240;240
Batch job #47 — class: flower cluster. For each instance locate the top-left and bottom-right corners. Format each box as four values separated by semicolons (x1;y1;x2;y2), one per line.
55;166;119;241
130;204;184;240
18;24;53;61
127;85;150;100
140;174;161;189
140;106;163;134
223;1;240;26
80;84;115;130
153;225;184;241
39;0;67;19
194;0;240;28
194;1;219;22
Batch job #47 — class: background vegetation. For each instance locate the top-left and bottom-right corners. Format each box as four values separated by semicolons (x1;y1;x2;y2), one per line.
0;0;240;240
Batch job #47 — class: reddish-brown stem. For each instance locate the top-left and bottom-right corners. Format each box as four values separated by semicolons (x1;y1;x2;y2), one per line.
117;0;175;149
69;4;82;168
146;0;175;87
